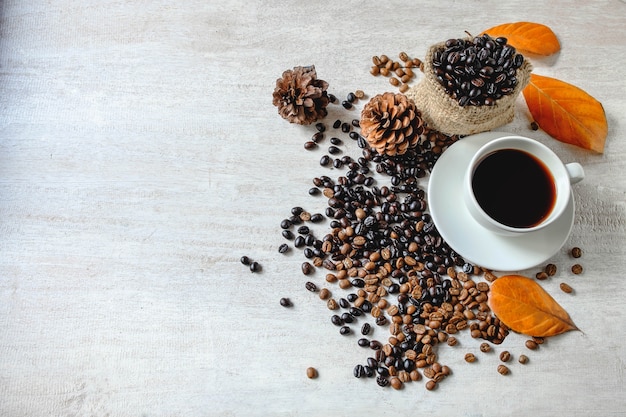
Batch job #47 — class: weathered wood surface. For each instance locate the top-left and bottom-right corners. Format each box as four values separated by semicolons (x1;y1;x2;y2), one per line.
0;1;625;416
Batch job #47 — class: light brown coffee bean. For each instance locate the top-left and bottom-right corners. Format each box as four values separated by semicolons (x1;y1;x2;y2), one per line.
560;282;574;293
319;288;331;300
306;367;318;379
480;342;491;353
518;355;529;364
525;339;539;350
499;351;511;362
535;271;549;280
571;247;582;258
497;364;510;375
390;376;403;390
464;353;476;363
571;264;583;274
545;263;557;276
425;380;437;390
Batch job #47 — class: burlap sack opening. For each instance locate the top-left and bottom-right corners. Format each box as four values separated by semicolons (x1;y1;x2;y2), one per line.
406;40;532;136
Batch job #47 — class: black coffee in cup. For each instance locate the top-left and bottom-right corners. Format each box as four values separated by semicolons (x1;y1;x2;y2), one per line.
471;149;556;228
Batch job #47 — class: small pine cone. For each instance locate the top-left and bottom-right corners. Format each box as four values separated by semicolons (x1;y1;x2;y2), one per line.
272;65;330;125
360;92;425;156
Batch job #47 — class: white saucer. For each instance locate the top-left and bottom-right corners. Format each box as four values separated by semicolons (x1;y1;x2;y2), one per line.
428;131;575;272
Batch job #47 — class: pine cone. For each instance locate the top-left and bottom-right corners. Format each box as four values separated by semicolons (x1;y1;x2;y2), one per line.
272;65;330;125
360;92;425;156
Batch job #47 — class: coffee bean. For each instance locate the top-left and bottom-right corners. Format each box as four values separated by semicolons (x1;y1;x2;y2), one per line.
354;364;364;378
341;100;352;109
518;355;529;364
525;339;538;350
339;326;351;335
279;297;292;307
301;262;313;275
499;351;511;362
333;119;341;129
240;256;250;265
571;247;582;258
361;323;371;335
278;243;289;254
358;338;370;347
464;353;476;363
306;367;318;379
249;261;260;272
571;264;583;274
545;263;557;276
305;281;318;292
320;155;331;166
304;141;317;150
331;315;344;326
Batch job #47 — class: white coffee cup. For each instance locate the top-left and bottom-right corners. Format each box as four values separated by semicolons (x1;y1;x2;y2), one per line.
464;135;584;236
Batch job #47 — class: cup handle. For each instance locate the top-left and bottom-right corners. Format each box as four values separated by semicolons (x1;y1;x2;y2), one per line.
565;162;585;184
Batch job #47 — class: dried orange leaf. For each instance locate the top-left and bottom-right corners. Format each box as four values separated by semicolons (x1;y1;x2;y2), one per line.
488;275;578;337
523;73;608;153
482;22;560;56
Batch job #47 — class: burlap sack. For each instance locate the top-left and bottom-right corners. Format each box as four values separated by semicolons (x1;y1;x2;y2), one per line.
406;40;532;136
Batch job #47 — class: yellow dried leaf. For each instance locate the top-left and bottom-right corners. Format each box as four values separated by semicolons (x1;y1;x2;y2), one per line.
523;73;608;153
488;275;578;337
482;22;560;56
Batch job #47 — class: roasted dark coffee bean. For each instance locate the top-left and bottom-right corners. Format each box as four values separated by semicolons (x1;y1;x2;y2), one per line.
304;141;317;150
304;235;315;246
346;293;358;302
376;376;389;387
297;226;310;235
363;366;375;377
342;100;353;109
354;364;364;378
278;243;289;254
303;248;314;258
347;92;357;103
351;118;360;127
330;137;343;146
341;312;354;323
369;340;383;350
333;119;342;129
301;262;313;275
281;230;294;240
308;187;320;196
312;132;324;143
240;256;250;265
315;122;326;132
280;219;291;229
358;338;370;347
305;281;318;292
294;236;305;248
349;307;363;316
280;297;292;307
328;94;337;103
339;326;351;335
349;131;360;140
249;261;260;272
331;315;344;326
361;323;371;335
341;122;351;133
328;146;341;155
320;155;331;166
310;213;324;223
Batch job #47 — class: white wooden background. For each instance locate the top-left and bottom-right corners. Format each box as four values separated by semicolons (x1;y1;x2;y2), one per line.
1;1;625;416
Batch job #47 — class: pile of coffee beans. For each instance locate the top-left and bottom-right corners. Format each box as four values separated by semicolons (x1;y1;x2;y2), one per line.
277;112;524;390
432;34;525;106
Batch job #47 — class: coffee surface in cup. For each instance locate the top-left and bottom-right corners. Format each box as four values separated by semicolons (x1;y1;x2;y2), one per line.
472;149;556;228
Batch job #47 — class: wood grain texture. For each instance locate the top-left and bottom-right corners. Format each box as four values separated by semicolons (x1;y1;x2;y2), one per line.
1;1;625;416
